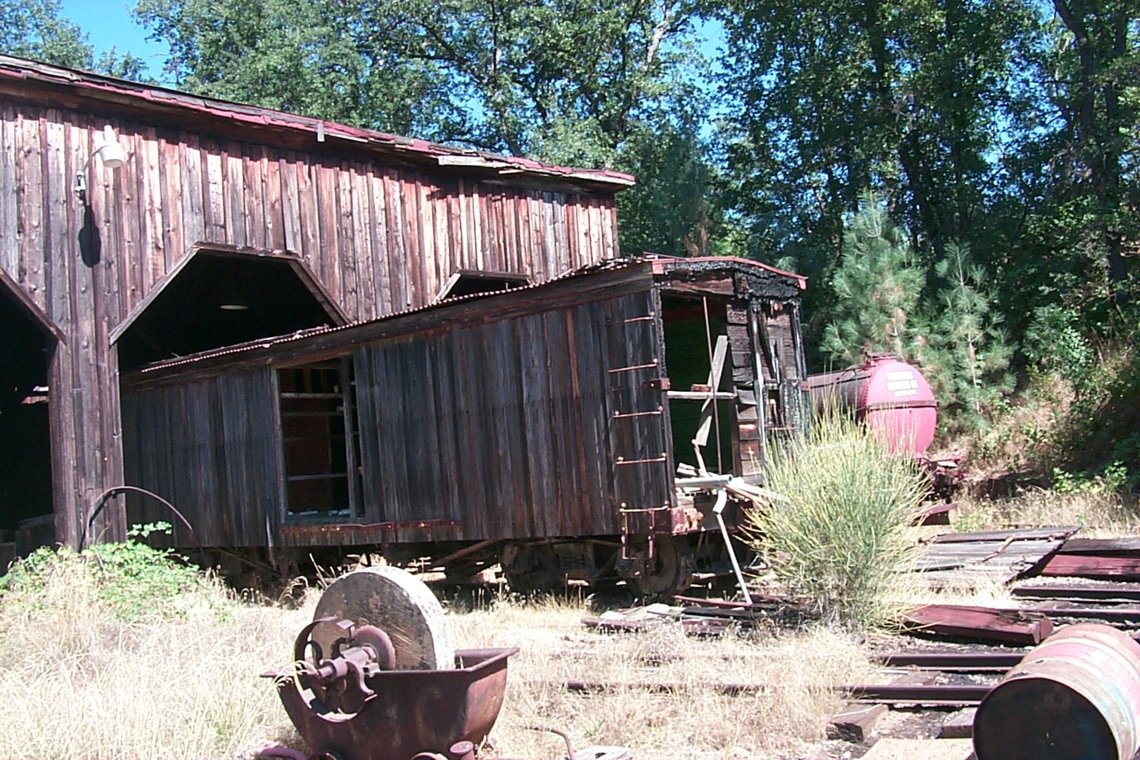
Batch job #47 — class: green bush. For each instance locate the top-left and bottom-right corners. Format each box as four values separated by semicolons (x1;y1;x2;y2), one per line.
0;522;212;622
743;413;928;628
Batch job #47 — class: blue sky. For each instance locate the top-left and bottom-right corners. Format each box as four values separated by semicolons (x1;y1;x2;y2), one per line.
59;0;171;79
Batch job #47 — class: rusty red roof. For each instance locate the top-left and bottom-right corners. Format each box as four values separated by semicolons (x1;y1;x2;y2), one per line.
0;55;635;191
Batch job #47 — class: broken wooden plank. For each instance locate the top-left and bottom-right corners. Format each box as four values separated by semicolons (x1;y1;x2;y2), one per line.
904;604;1054;645
827;703;888;742
930;526;1080;544
827;671;935;742
1040;554;1140;580
1058;537;1140;555
940;708;977;739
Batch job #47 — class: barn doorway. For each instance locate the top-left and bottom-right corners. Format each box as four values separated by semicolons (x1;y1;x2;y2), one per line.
0;281;57;560
112;246;347;371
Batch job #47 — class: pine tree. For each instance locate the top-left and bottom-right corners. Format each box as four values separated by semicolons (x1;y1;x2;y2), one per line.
916;243;1014;430
820;197;925;366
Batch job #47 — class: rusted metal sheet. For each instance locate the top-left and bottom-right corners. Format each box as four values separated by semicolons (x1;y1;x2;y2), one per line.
1041;553;1140;580
903;604;1054;646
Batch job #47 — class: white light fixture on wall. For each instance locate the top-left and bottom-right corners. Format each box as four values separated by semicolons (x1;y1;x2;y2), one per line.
74;125;128;201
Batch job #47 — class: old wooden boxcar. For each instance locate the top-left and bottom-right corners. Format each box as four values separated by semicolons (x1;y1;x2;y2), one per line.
0;55;630;556
120;256;807;592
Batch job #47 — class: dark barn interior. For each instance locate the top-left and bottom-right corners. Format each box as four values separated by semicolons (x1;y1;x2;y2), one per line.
116;250;339;371
0;291;54;534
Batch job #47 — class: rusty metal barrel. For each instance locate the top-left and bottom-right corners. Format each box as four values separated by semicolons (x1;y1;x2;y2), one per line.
974;623;1140;760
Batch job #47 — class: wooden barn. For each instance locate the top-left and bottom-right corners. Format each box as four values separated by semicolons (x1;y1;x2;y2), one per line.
121;256;808;592
0;55;632;557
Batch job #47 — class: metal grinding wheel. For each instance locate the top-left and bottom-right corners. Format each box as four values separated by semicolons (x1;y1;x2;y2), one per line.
312;566;456;670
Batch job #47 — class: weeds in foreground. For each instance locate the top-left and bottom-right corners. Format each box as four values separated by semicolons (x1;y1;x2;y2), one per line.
742;412;928;629
0;536;304;759
0;538;878;759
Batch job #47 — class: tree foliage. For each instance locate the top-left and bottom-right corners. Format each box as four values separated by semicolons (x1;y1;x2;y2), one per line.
0;0;144;78
820;198;925;365
10;0;1140;445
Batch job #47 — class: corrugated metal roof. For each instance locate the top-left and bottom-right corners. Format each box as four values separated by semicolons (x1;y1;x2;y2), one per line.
0;55;635;190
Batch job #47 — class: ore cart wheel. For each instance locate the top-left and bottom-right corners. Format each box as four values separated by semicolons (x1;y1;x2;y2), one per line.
501;542;561;593
312;566;456;670
634;535;694;596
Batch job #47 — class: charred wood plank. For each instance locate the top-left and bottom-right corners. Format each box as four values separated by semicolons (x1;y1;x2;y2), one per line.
1012;582;1140;601
1058;537;1140;555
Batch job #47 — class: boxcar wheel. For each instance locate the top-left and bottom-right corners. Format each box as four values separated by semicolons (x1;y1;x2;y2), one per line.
632;535;694;596
501;542;560;593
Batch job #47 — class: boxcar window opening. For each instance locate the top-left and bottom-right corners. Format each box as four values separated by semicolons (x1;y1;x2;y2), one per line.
0;288;56;552
433;269;530;303
661;296;737;477
277;360;359;520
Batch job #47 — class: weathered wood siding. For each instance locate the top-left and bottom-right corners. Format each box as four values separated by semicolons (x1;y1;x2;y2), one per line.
0;89;619;545
119;270;677;548
120;369;282;547
353;295;660;541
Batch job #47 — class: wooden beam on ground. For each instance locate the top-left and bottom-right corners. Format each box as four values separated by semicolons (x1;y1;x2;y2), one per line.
1013;582;1140;602
1058;537;1140;554
940;708;976;739
875;651;1022;671
1040;554;1140;580
827;704;888;742
903;604;1054;646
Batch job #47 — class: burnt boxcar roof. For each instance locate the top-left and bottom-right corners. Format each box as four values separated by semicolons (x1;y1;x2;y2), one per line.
123;255;806;387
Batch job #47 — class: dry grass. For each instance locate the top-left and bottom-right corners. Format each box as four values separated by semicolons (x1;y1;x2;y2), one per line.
0;554;876;760
0;556;308;759
445;592;875;759
952;486;1139;537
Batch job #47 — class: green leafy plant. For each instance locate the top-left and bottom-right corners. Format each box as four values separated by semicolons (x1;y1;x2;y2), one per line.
742;411;928;629
1;522;211;622
1052;461;1129;496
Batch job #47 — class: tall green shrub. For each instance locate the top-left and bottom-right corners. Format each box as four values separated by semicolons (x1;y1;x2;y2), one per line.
743;412;927;628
